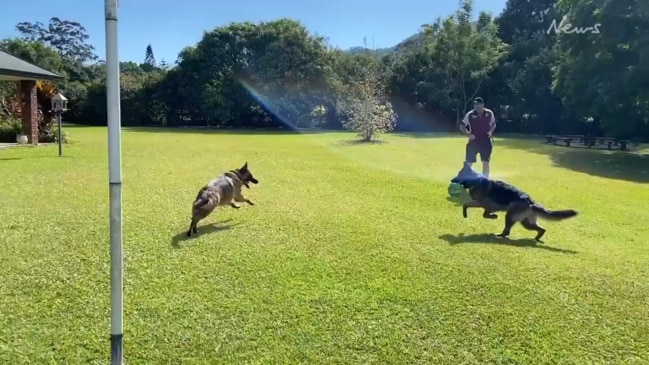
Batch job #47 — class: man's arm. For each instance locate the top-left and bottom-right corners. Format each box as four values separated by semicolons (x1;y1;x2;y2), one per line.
459;112;471;136
488;110;496;136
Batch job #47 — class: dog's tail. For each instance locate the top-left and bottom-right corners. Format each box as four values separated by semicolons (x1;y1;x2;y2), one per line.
532;204;578;221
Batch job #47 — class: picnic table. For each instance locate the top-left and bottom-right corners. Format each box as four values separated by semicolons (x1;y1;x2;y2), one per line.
546;135;629;151
583;136;629;151
545;135;582;147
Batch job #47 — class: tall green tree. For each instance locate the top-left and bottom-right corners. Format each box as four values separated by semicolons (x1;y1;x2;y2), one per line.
428;0;508;123
552;0;649;138
169;19;336;128
15;17;97;63
390;0;508;126
13;18;101;123
483;0;575;134
141;44;157;72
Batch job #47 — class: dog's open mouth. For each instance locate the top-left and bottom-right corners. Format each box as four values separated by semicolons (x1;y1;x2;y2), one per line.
243;179;258;189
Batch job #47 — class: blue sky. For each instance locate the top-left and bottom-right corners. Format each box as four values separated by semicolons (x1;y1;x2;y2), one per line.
0;0;506;64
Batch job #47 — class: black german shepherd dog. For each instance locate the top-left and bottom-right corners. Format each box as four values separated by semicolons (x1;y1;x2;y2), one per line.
451;162;578;242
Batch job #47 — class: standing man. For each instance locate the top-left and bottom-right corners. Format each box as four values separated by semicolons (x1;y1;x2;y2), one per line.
459;97;496;178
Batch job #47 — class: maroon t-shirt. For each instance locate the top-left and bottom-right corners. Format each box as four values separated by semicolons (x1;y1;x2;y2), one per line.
462;108;495;143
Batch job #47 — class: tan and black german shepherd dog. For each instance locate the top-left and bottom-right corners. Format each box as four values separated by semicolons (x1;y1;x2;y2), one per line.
187;162;258;237
451;162;578;242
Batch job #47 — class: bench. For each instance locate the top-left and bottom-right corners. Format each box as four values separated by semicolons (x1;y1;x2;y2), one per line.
585;137;629;150
545;135;576;147
583;137;597;148
564;134;585;143
619;140;629;151
562;138;575;147
545;135;629;151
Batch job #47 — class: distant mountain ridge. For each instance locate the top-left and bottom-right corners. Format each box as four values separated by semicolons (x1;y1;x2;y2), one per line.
343;32;425;56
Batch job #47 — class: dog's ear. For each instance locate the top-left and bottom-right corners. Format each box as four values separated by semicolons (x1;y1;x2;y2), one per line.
241;161;248;171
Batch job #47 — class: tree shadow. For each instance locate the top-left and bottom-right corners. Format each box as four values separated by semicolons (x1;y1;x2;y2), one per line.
62;123;97;128
122;126;336;136
171;219;240;248
334;139;388;146
392;132;460;139
0;155;64;161
497;139;649;183
438;233;578;254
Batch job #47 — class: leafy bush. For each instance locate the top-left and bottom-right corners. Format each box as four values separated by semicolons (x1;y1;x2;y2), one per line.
0;116;22;142
40;122;70;144
0;96;23;142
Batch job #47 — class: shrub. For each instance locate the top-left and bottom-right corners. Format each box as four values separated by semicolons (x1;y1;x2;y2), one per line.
0;97;23;142
40;123;70;144
0;116;22;142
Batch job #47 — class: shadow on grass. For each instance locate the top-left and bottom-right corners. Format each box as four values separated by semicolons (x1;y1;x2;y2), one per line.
497;139;649;183
392;132;460;139
334;139;388;146
122;126;336;136
0;155;70;161
171;219;240;248
439;233;578;254
114;126;467;140
446;196;465;206
62;123;96;128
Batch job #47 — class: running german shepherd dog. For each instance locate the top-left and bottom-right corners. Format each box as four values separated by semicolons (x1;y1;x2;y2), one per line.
187;162;258;237
450;162;578;242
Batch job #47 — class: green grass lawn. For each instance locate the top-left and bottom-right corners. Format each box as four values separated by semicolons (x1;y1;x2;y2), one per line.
1;126;648;364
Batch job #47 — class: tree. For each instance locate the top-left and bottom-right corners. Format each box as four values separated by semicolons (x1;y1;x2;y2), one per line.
168;19;336;128
141;44;157;72
159;59;169;70
388;0;508;128
12;18;101;124
552;0;649;138
341;76;397;142
145;44;156;66
481;0;575;134
15;17;97;63
420;0;509;124
0;38;65;76
120;61;144;73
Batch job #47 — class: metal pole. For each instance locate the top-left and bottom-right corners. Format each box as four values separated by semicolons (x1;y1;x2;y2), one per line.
57;112;62;157
105;1;123;364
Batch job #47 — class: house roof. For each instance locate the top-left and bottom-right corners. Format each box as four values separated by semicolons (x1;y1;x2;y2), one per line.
0;50;63;81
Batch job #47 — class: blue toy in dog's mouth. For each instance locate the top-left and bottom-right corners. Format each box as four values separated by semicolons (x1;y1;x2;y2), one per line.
448;162;488;197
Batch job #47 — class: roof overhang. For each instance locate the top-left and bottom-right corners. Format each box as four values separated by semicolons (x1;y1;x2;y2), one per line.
0;50;64;82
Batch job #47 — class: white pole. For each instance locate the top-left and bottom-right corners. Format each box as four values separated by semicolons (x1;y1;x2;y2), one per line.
104;1;123;364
